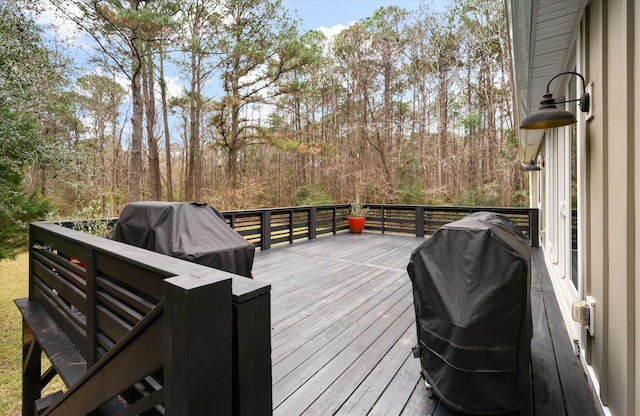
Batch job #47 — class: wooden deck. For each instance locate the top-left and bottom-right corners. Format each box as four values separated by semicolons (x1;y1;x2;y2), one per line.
251;233;602;416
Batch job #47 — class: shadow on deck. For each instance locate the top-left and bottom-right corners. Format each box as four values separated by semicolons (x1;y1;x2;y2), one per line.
252;232;601;416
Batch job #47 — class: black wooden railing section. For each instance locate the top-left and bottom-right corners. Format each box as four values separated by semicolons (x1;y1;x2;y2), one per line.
221;204;539;250
17;222;271;416
18;204;538;415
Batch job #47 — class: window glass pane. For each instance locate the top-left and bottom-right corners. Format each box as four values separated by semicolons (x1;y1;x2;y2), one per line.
569;72;578;290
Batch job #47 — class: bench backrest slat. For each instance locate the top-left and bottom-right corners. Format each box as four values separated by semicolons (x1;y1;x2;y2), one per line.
31;282;88;359
97;276;154;315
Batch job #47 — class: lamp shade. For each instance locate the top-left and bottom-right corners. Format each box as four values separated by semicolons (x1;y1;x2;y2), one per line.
522;160;541;171
520;93;577;130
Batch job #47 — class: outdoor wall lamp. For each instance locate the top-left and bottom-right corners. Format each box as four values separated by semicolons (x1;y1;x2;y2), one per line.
520;71;590;130
522;153;544;172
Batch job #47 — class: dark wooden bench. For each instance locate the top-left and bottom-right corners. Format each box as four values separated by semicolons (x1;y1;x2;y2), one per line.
16;298;88;414
16;221;271;416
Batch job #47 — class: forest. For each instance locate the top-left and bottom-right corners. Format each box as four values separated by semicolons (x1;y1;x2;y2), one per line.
0;0;525;260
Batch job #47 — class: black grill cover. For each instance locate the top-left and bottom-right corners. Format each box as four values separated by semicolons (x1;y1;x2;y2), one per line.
108;202;254;278
407;212;532;415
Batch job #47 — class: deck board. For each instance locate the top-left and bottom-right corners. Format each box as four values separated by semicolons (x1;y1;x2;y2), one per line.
334;326;415;415
400;381;437;416
272;273;407;368
252;233;601;415
367;353;422;415
530;249;602;416
530;291;564;415
272;297;413;410
271;267;393;337
295;310;414;415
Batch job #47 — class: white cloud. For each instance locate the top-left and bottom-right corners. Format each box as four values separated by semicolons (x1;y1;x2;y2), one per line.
114;73;130;92
164;76;183;100
318;23;352;39
36;2;91;50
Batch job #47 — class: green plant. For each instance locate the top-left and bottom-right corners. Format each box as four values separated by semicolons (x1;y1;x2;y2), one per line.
349;198;369;218
393;183;425;205
292;185;334;206
453;185;502;207
510;189;530;207
48;200;113;238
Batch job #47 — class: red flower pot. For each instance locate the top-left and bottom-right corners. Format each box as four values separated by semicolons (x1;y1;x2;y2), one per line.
348;217;366;233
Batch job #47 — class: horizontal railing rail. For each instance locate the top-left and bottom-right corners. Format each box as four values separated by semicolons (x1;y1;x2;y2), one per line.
221;204;539;250
54;204;539;250
222;205;349;250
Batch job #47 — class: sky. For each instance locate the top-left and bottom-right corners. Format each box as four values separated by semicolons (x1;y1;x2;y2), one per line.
282;0;450;35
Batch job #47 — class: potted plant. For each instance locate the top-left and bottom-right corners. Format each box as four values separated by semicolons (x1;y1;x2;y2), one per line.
347;198;369;233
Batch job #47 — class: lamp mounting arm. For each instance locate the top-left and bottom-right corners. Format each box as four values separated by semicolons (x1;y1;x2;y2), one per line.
545;71;587;95
545;71;590;114
552;97;582;105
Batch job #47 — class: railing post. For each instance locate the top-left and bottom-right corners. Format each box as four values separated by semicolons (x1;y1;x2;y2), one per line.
85;247;97;367
21;324;41;416
164;273;233;416
28;224;34;300
381;206;385;234
332;207;337;235
289;210;294;244
232;280;272;416
415;206;425;237
261;211;271;251
529;208;540;248
309;207;317;240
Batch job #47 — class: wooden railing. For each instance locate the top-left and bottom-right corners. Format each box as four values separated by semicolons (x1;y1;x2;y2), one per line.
54;204;538;251
221;204;539;250
18;222;271;416
23;204;537;414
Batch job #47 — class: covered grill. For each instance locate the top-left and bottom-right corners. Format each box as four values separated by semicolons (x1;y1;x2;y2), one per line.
108;201;254;278
407;211;532;415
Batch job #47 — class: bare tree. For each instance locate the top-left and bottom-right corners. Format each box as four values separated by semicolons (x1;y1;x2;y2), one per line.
76;74;127;210
158;45;174;200
49;0;175;202
211;0;312;188
141;42;162;199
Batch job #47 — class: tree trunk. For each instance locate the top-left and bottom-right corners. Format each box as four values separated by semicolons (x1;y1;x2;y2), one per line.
437;72;448;190
159;47;173;201
129;38;143;203
143;44;161;200
227;75;241;188
226;145;239;187
185;51;200;201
